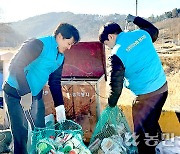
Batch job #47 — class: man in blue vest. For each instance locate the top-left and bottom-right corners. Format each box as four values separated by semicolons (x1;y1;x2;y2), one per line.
98;14;168;154
3;23;80;154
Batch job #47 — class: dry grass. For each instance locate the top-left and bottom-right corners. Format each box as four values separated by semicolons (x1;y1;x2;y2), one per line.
155;18;180;43
160;55;180;111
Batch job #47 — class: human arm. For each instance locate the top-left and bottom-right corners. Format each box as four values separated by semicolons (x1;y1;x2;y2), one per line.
48;62;65;122
48;62;64;107
126;14;159;42
108;55;125;107
9;39;43;96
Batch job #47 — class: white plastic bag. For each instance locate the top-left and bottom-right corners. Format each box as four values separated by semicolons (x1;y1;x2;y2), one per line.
156;136;180;154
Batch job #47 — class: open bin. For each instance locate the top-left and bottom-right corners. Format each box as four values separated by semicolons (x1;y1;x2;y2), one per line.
43;42;107;143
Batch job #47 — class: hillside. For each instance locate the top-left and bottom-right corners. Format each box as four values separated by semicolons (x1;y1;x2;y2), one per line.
155;17;180;44
10;12;126;42
0;12;179;48
0;23;25;47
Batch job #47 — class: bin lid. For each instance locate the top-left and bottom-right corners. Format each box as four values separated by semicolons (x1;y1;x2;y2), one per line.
62;42;106;79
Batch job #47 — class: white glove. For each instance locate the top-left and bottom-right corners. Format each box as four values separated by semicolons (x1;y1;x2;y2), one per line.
125;14;136;23
20;93;32;105
55;105;66;122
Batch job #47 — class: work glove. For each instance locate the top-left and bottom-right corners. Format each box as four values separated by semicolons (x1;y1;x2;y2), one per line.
20;93;32;105
55;105;66;122
125;14;136;23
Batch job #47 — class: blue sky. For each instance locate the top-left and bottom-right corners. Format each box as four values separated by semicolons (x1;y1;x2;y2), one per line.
0;0;179;22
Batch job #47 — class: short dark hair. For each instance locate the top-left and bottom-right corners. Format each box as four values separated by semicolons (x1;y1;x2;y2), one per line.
54;23;80;43
99;22;122;43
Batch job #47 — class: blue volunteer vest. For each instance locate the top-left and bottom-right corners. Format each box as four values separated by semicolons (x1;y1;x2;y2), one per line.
7;36;64;96
112;30;166;95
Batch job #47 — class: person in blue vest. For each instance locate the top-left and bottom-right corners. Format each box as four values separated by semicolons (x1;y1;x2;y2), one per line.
3;23;80;154
98;14;168;154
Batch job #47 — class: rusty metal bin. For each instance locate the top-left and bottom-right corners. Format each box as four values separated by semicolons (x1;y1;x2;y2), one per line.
43;42;107;143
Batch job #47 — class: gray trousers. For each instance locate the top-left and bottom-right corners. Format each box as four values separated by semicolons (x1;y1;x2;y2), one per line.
3;83;45;154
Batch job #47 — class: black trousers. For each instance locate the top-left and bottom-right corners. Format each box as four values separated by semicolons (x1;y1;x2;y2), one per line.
132;91;168;154
3;83;45;154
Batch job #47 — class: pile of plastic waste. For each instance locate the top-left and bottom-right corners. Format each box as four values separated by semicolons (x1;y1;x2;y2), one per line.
29;119;91;154
36;131;91;154
88;123;137;154
156;136;180;154
88;106;138;154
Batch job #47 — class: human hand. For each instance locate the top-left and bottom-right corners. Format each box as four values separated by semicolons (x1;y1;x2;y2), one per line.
55;105;66;122
125;14;136;23
20;93;32;105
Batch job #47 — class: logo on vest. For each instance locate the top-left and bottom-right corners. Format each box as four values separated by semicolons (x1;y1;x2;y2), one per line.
126;35;146;52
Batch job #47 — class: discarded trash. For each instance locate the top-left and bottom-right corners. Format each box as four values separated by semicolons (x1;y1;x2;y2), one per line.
89;106;138;154
156;136;180;154
36;131;91;154
0;129;12;153
30;120;91;154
